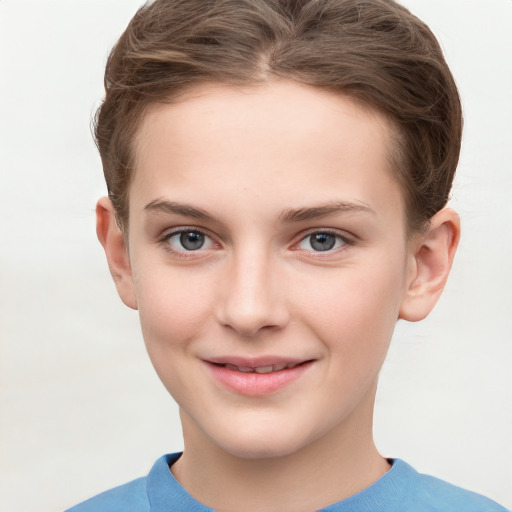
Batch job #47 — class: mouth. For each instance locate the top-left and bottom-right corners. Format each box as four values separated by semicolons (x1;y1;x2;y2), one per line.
211;361;308;374
204;358;315;396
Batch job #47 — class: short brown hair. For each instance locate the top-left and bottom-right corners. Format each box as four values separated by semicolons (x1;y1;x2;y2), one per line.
94;0;462;233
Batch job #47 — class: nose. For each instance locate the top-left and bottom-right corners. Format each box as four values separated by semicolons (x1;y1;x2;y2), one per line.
216;247;289;337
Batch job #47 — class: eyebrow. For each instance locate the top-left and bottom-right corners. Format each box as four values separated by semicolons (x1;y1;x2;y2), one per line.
144;199;221;223
144;198;375;224
278;201;375;223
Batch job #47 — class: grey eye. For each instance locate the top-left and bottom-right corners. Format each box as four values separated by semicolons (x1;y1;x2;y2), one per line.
298;232;345;252
179;231;205;250
309;233;336;251
164;229;215;254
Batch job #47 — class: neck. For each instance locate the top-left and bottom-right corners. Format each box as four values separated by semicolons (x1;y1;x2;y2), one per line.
171;386;390;512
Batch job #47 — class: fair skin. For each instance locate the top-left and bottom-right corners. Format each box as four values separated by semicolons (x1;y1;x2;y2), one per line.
97;80;459;512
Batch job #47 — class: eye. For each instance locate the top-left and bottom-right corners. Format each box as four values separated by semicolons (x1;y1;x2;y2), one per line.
298;231;347;252
164;229;215;252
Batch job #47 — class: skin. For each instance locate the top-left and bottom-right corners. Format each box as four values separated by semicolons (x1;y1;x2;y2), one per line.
97;80;460;512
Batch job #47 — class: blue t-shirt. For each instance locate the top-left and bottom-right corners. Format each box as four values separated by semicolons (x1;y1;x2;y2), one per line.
65;453;508;511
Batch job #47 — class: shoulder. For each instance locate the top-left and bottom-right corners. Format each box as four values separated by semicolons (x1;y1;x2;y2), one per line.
64;476;149;512
395;459;509;512
63;453;186;512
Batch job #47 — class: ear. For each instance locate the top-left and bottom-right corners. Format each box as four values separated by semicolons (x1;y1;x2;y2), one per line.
399;208;460;322
96;197;138;310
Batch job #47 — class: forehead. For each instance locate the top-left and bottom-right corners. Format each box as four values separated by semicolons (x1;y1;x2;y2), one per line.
131;80;403;223
135;80;393;163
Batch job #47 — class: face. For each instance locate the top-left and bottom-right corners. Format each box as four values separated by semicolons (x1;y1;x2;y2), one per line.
125;80;414;459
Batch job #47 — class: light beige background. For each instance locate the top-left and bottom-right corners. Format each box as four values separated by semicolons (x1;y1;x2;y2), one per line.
1;1;511;510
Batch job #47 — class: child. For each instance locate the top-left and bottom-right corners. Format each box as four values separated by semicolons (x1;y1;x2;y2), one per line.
66;0;508;510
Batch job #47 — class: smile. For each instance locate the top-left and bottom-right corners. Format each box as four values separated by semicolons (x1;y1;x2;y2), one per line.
204;358;314;396
215;362;302;373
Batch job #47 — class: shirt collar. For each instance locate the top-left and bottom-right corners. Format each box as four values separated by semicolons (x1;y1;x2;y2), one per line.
147;453;409;511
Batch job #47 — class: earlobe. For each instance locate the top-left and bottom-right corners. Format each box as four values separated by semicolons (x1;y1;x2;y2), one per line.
399;208;460;322
96;197;138;310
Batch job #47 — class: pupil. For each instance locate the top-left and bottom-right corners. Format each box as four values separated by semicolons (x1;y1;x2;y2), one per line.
180;231;205;250
310;233;336;251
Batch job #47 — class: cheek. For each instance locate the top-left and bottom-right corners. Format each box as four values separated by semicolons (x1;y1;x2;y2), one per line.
132;269;216;403
134;267;213;350
297;256;407;357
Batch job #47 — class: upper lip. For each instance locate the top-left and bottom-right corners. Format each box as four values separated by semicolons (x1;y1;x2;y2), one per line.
204;356;313;368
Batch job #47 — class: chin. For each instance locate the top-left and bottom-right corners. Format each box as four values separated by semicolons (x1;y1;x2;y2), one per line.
211;423;318;461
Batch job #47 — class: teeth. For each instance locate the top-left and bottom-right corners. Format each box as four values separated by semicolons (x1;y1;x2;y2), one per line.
254;365;274;374
221;362;303;373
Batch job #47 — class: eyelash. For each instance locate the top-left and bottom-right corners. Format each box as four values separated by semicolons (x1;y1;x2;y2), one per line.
158;227;355;258
159;227;217;258
296;229;354;255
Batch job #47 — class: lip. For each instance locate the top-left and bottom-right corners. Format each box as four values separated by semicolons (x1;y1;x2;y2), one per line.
205;355;308;368
203;356;315;396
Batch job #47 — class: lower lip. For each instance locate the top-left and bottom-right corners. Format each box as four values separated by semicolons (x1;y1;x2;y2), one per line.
204;361;313;396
